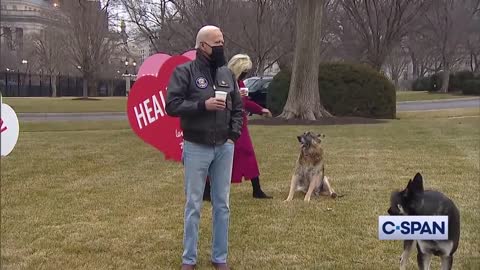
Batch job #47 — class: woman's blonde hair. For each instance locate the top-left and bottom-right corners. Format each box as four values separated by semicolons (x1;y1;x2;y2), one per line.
228;54;252;80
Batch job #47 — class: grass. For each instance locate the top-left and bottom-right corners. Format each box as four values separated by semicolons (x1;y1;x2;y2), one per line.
396;91;471;102
1;110;479;269
2;97;127;113
397;108;480;120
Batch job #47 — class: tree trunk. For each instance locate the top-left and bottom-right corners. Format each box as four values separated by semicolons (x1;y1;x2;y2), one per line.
88;79;97;97
278;53;294;72
393;75;400;90
369;55;384;71
440;68;450;93
109;79;115;96
51;75;58;97
82;76;88;98
471;52;479;73
411;52;418;80
279;0;331;120
256;57;265;76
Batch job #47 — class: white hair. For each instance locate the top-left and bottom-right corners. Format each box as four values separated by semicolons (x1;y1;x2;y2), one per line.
228;54;253;79
195;25;221;49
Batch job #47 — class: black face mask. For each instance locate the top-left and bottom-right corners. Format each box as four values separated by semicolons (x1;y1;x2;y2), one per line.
238;71;248;81
203;43;226;68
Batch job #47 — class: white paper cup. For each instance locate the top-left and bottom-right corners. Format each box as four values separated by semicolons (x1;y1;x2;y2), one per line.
240;87;249;96
215;91;228;101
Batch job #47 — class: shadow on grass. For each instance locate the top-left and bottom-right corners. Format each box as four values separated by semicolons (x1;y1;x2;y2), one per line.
71;97;101;101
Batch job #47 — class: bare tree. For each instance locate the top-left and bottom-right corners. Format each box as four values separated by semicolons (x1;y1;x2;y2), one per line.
30;26;68;97
466;4;480;73
121;0;297;75
279;0;331;120
0;46;18;71
422;0;478;92
466;40;480;73
61;0;122;98
340;0;431;70
120;0;189;54
220;0;295;75
385;43;409;89
121;0;234;54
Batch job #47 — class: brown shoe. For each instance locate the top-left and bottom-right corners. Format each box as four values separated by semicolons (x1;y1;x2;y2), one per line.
181;264;195;270
212;262;230;270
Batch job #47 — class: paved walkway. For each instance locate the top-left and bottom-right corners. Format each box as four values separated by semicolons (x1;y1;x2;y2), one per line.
396;97;480;111
16;97;479;122
18;112;126;122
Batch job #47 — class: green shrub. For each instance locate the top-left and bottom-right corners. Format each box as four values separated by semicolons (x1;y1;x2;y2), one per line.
428;72;444;92
462;80;480;95
417;70;476;92
266;70;291;116
318;63;396;118
267;63;396;119
450;71;476;92
412;77;432;91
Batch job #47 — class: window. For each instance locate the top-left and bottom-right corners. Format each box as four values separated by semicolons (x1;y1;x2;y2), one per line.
12;5;17;10
15;28;23;51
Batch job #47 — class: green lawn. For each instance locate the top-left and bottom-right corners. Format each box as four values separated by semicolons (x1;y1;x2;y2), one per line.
1;111;479;269
1;91;477;114
2;97;127;113
396;91;470;102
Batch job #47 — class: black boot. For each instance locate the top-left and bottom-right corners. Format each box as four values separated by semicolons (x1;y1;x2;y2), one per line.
251;177;272;199
203;181;211;201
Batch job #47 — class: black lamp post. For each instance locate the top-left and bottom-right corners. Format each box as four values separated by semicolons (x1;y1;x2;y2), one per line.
122;57;137;96
21;59;28;96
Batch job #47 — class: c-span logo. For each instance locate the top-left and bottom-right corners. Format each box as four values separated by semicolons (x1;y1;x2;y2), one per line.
378;216;448;240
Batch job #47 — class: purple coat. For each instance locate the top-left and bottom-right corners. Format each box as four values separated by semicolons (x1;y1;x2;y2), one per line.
231;80;264;183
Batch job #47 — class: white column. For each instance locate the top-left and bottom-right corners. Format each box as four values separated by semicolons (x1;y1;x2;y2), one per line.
125;76;131;97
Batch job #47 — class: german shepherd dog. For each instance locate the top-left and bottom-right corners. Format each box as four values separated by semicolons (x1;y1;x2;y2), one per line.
388;173;460;270
284;131;337;202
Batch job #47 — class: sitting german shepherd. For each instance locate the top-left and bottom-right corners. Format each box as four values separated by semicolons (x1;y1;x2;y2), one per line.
388;173;460;270
284;131;337;202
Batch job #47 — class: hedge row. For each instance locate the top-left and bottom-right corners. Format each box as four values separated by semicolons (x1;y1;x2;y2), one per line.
412;71;480;95
267;63;396;119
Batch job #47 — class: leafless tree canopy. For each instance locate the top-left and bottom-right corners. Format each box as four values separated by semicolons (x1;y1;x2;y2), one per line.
339;0;431;70
120;0;296;74
3;0;477;97
59;0;123;97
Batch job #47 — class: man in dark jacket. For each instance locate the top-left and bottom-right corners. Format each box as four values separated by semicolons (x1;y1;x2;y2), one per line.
166;25;243;270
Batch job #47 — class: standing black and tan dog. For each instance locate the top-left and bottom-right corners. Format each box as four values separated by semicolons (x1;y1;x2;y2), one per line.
388;173;460;270
284;131;337;202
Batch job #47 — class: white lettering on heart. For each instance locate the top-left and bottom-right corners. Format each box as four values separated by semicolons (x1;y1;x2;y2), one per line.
152;94;165;119
134;104;147;129
134;90;168;130
159;90;167;109
144;99;155;124
175;129;184;149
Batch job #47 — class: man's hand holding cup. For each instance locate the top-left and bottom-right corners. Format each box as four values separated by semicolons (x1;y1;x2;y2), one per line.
205;91;228;111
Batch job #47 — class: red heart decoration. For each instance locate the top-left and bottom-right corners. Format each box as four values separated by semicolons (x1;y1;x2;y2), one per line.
127;55;192;162
136;53;171;79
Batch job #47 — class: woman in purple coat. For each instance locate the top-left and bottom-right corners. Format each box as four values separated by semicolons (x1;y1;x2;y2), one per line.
204;54;272;200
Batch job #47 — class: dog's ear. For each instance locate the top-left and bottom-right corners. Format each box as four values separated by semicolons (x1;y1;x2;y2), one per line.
297;136;302;143
411;173;424;193
405;179;412;190
403;179;411;195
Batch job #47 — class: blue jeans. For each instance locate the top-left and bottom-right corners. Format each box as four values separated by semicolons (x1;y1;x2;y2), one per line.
182;140;234;265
